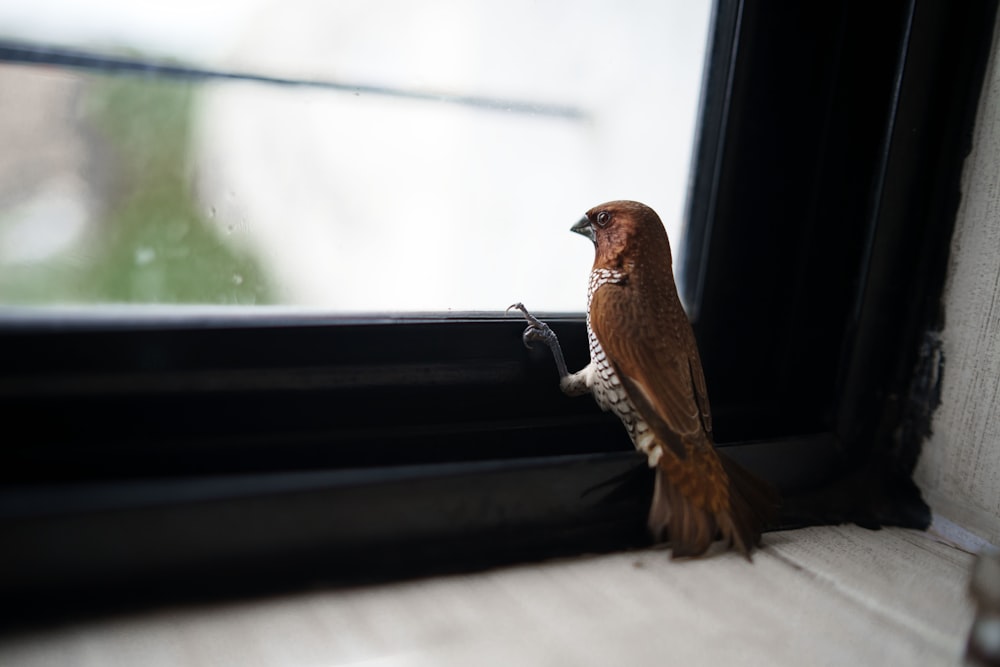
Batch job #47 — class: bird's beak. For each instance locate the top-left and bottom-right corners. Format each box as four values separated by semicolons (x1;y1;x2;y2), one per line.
570;215;595;243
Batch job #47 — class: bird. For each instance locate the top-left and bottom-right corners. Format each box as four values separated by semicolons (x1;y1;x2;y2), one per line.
509;200;779;558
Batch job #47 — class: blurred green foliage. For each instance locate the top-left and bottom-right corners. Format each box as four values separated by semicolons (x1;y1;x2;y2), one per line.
0;74;272;305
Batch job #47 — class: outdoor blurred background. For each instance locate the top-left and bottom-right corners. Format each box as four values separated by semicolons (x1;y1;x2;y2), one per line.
0;1;712;311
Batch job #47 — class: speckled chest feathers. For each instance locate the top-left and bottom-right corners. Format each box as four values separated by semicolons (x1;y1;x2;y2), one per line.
585;268;662;465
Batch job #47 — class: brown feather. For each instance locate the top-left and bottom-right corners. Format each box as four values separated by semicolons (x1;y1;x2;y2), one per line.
589;280;708;457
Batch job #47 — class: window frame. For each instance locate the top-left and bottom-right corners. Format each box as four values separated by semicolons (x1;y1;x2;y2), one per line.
2;0;997;619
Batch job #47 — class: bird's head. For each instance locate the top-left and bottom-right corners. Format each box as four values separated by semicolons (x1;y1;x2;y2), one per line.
571;200;672;271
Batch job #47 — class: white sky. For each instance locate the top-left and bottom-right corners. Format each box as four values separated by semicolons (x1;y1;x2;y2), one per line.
0;1;269;61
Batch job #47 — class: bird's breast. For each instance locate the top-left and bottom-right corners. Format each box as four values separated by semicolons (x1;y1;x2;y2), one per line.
586;268;660;465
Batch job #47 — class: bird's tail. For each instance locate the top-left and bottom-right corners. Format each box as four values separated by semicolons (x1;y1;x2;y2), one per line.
648;451;780;559
718;452;781;556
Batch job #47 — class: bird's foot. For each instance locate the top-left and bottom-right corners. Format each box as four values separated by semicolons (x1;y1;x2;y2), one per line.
506;302;558;350
506;302;570;380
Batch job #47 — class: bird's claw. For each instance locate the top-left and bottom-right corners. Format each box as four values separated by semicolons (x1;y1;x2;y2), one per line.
505;302;527;317
508;301;570;380
507;302;556;350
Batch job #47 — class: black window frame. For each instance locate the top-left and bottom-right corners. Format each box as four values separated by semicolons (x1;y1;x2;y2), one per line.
2;0;996;620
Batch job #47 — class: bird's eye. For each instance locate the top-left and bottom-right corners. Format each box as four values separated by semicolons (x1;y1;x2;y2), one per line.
596;211;611;227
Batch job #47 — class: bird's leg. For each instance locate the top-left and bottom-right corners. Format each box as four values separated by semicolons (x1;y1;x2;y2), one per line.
506;302;570;379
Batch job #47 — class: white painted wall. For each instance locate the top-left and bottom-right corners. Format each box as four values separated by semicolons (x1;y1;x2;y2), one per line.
915;11;1000;545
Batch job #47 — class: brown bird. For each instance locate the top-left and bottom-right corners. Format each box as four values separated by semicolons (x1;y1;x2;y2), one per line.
510;200;778;558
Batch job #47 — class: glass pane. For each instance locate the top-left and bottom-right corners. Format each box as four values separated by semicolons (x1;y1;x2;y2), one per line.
0;1;713;311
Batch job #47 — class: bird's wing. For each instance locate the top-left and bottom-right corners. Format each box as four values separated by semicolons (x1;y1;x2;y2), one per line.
687;343;713;435
589;285;711;460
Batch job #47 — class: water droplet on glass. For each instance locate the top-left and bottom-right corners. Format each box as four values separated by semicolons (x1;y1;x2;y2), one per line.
208;206;217;219
135;246;155;265
232;273;244;285
226;224;235;234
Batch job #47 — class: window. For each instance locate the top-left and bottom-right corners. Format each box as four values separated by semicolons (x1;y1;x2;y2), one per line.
2;0;996;617
0;1;712;310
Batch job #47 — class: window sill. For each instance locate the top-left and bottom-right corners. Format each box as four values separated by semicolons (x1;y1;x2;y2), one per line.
0;523;975;666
